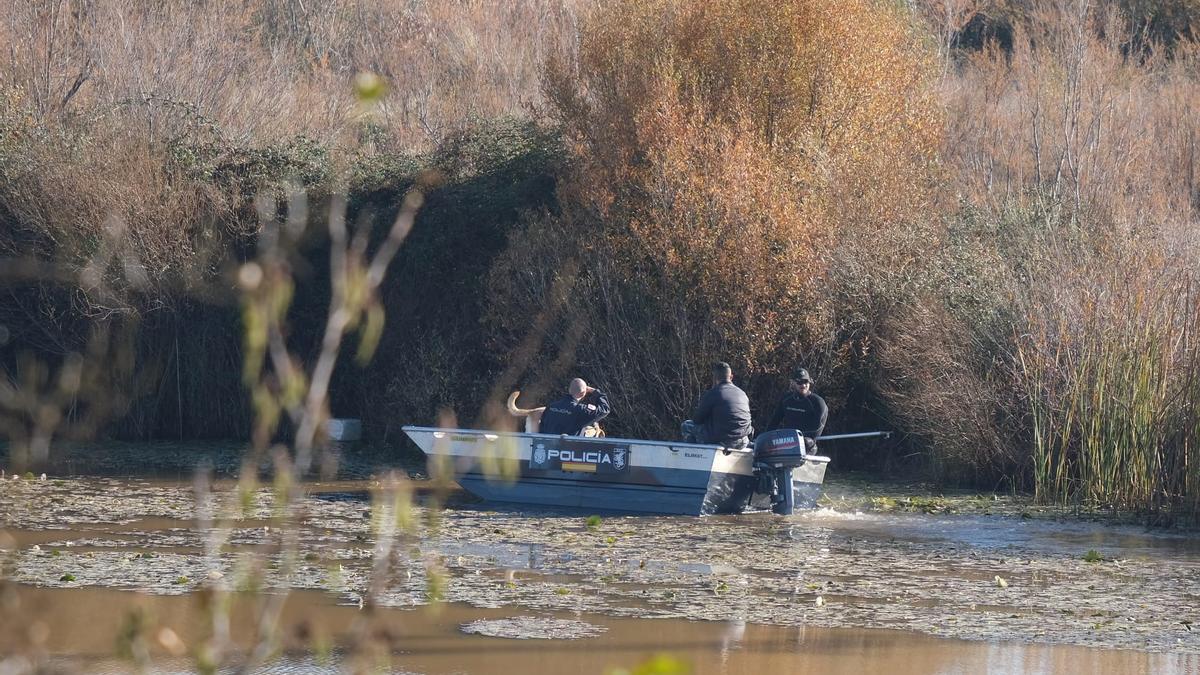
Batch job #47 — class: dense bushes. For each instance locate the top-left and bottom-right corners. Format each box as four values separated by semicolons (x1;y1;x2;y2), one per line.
891;194;1200;513
898;0;1200;511
5;0;1200;516
0;95;560;440
0;0;585;440
485;0;941;440
343;118;563;440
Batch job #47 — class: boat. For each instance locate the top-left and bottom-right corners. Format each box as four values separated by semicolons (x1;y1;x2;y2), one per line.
401;426;886;516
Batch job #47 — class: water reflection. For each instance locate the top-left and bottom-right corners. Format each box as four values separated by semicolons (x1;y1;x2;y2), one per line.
10;586;1195;675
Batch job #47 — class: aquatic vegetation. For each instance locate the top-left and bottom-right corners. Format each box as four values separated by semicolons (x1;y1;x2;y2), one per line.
460;616;606;639
864;493;1000;515
870;496;898;511
1084;550;1103;563
6;475;1198;655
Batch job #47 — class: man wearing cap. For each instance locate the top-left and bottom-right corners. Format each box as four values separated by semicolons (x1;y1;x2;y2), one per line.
681;362;754;449
539;378;611;436
766;368;828;449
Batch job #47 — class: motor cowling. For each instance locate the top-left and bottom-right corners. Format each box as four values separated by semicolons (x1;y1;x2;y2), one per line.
753;428;808;468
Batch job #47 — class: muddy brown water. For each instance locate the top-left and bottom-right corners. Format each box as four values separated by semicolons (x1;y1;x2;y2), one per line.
1;448;1199;673
4;586;1197;674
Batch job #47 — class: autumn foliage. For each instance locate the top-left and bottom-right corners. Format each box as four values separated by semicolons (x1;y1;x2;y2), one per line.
6;0;1200;515
487;0;941;437
895;0;1200;513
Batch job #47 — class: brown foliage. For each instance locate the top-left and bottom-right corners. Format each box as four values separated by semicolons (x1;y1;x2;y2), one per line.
1;113;235;310
0;0;591;306
488;0;942;437
0;0;589;385
7;0;1200;513
943;2;1200;231
0;0;586;146
891;1;1200;506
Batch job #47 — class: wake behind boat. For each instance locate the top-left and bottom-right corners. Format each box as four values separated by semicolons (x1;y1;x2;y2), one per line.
400;426;880;516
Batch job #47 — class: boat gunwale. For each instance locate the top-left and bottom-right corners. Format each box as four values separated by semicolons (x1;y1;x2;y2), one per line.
400;425;831;465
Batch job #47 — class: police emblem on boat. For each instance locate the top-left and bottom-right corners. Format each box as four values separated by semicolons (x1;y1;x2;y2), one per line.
612;449;627;470
533;443;548;466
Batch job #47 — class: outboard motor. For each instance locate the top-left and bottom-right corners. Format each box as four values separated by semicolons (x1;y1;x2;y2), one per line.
752;429;811;515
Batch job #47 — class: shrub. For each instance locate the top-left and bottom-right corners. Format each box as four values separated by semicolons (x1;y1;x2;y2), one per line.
349;118;563;439
486;0;943;439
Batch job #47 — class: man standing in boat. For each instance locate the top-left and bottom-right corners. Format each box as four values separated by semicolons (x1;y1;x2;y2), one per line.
538;378;611;436
766;367;828;452
681;362;753;449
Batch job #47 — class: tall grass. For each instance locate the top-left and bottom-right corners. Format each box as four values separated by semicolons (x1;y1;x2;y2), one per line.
1022;285;1180;506
932;1;1200;248
1018;282;1200;513
881;1;1200;516
0;0;590;316
0;1;589;444
0;0;587;147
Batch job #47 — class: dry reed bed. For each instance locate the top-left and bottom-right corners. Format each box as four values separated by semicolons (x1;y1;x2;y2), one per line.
4;0;1200;514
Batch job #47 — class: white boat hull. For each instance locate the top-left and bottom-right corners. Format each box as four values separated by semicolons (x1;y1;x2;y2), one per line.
402;426;829;515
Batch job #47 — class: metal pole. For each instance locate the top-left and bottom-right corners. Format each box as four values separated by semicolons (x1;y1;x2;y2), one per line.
813;431;891;442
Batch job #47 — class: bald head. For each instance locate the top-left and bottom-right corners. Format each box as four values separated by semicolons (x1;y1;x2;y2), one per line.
569;378;588;400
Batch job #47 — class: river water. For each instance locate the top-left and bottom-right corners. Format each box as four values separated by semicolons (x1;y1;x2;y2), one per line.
0;443;1197;673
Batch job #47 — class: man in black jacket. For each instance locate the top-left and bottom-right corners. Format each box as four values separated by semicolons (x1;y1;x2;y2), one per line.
766;367;828;450
539;378;611;436
681;362;753;449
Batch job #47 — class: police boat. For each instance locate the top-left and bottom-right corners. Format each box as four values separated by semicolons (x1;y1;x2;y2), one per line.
401;426;888;516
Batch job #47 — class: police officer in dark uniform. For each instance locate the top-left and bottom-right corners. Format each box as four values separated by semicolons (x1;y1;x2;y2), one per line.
766;368;827;450
539;378;611;436
681;362;754;449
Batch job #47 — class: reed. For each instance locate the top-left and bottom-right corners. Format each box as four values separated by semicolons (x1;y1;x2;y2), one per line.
1018;279;1200;514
